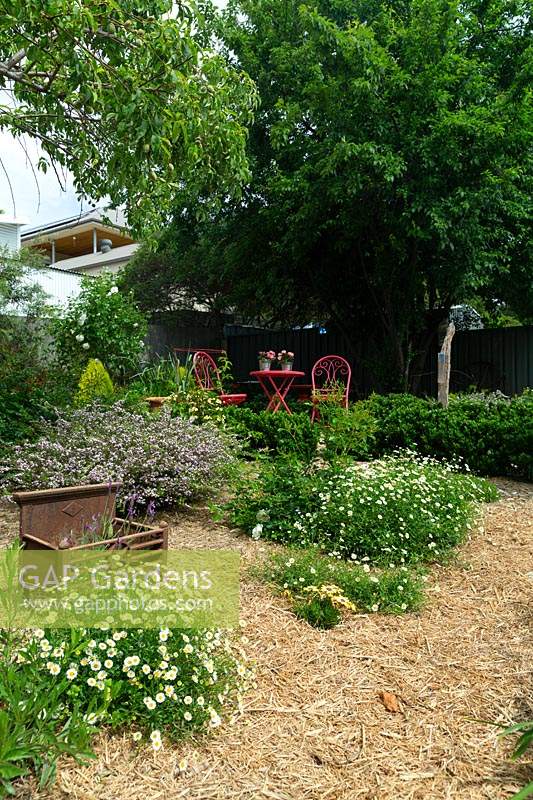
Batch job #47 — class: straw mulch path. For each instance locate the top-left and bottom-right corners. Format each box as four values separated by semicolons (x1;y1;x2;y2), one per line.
4;478;532;800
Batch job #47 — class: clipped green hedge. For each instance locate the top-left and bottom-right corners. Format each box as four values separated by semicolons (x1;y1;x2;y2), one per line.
224;406;320;461
363;391;533;480
224;391;531;479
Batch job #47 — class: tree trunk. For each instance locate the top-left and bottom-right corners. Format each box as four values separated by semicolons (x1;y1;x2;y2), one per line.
437;322;455;407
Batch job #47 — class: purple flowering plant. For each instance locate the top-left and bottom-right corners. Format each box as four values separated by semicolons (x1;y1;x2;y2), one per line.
0;402;235;508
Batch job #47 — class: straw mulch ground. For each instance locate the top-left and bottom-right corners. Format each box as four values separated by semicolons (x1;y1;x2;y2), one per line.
2;478;532;800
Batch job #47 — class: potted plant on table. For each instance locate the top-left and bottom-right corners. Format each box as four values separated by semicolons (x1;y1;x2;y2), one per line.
258;350;276;370
277;350;295;371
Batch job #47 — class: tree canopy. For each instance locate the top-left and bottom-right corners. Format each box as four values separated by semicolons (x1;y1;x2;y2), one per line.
0;0;257;235
124;0;532;388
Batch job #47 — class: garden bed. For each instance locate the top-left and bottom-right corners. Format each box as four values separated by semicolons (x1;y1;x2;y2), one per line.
2;477;531;800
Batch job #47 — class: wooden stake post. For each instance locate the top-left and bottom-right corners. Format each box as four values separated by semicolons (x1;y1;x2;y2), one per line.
437;322;455;407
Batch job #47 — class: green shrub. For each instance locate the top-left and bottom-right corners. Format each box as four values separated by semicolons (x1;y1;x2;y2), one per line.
75;359;114;406
230;452;498;566
53;274;147;380
319;402;377;459
362;391;533;480
224;407;320;460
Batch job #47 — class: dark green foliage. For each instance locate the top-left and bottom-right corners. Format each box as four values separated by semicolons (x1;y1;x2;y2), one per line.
319;403;377;459
224;407;321;461
363;392;533;479
123;0;533;387
224;402;377;461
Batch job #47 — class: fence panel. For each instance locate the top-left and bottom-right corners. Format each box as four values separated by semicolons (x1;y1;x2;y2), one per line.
226;325;533;397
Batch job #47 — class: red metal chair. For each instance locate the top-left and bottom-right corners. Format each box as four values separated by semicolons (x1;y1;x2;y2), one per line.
311;355;351;421
192;351;246;406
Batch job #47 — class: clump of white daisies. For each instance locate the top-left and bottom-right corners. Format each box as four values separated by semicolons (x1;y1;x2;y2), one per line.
10;625;253;752
232;450;498;567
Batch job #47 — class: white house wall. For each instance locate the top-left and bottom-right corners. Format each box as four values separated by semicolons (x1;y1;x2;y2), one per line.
0;222;21;251
27;267;86;309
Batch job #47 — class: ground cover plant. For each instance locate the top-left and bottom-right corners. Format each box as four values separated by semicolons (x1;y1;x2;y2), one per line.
259;548;425;629
0;402;234;508
0;625;252;796
230;452;498;566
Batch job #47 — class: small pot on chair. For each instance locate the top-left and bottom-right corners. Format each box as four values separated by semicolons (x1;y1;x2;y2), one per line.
281;362;293;372
258;358;272;371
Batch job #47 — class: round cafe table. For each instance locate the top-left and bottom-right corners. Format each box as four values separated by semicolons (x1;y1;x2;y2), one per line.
250;369;305;413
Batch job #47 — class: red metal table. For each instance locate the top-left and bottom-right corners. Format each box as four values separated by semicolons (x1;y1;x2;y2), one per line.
250;370;305;413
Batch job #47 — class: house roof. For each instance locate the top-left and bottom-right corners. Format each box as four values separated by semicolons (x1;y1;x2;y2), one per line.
22;207;128;238
0;214;30;226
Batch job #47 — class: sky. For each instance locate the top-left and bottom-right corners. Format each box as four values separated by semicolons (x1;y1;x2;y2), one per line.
0;131;84;228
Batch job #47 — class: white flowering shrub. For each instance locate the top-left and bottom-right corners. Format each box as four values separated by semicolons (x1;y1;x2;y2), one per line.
0;402;235;508
231;452;499;566
53;274;147;379
9;627;253;751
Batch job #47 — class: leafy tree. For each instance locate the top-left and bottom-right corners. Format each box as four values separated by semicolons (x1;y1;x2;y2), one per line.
124;0;532;389
0;0;257;235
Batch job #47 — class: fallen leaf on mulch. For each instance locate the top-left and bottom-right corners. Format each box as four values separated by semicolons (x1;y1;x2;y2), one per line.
379;690;401;713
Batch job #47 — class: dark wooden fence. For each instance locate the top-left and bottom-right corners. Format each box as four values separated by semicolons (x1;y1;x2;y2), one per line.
146;310;232;359
226;325;533;397
447;325;533;396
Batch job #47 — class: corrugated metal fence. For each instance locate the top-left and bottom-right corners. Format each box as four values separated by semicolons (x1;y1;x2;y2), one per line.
225;325;533;397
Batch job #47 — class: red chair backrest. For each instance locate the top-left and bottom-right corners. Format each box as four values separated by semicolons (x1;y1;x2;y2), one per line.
193;351;221;391
311;355;351;406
